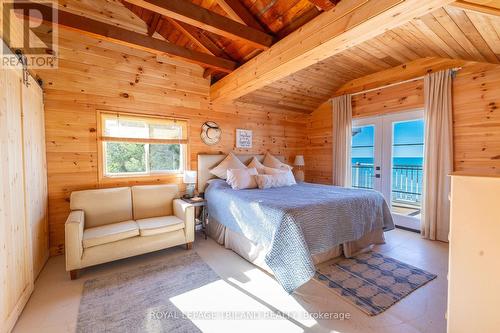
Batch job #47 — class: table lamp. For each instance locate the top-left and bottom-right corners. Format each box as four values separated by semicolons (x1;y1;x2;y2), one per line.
294;155;305;182
183;170;197;198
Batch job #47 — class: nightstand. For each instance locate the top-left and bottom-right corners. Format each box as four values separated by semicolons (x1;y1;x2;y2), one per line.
181;197;208;239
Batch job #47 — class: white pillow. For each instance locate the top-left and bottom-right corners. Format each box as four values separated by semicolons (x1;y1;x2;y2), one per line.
264;167;296;186
263;152;292;170
255;173;291;189
247;157;266;174
226;168;258;190
209;153;246;179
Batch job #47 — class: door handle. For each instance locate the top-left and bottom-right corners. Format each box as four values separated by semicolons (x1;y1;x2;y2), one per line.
374;174;381;178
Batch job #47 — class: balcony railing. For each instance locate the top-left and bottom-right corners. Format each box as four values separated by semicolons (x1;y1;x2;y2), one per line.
352;164;423;206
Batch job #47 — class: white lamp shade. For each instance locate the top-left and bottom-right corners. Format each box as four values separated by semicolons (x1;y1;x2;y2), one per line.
294;155;305;166
183;170;197;184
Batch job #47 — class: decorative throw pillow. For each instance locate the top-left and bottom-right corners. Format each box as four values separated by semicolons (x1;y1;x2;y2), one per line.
264;167;297;186
247;157;266;174
209;153;246;179
262;152;292;170
226;168;258;190
255;173;291;189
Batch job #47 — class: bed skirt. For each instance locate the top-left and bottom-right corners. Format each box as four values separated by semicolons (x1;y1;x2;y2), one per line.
206;217;386;274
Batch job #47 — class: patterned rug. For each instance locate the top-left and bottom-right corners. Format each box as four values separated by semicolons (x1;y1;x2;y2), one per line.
314;252;437;316
76;252;219;332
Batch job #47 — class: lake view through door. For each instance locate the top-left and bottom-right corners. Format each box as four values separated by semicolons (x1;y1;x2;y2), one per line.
351;110;424;231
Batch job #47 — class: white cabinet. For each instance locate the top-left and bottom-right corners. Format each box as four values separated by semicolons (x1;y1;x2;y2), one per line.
448;174;500;333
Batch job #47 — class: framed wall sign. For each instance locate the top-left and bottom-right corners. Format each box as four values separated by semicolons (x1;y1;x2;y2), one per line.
236;129;252;148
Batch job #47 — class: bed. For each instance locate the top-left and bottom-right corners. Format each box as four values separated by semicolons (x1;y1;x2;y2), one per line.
198;154;395;293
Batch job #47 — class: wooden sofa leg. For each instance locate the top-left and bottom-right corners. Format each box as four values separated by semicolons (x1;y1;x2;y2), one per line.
185;242;193;250
70;269;79;280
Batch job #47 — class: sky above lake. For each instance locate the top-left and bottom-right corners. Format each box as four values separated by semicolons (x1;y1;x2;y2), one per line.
352;119;424;158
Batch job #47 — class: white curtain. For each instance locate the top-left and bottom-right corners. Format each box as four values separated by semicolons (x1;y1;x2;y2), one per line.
422;69;453;242
332;95;352;187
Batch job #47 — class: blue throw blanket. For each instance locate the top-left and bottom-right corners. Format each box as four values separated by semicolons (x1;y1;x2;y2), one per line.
205;180;394;293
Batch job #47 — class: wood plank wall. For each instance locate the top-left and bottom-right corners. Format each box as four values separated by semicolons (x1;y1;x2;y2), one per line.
37;32;307;256
305;64;500;184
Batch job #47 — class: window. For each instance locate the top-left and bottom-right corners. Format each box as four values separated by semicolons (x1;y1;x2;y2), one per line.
98;112;188;177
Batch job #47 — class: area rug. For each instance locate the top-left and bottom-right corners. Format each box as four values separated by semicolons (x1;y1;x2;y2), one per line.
76;252;219;332
314;252;437;316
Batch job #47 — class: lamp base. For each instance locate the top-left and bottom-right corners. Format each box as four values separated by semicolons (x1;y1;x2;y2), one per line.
294;169;305;182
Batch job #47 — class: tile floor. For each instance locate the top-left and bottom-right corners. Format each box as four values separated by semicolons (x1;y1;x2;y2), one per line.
13;229;448;333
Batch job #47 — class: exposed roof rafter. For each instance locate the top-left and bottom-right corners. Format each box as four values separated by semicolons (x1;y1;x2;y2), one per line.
307;0;338;11
124;0;273;49
15;2;237;73
215;0;267;32
147;13;162;36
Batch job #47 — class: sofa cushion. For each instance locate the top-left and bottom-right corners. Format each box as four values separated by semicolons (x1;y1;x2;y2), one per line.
83;220;139;248
132;185;179;220
136;216;184;236
71;187;133;228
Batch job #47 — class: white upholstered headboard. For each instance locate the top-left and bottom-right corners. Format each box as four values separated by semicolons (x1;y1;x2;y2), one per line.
197;153;285;193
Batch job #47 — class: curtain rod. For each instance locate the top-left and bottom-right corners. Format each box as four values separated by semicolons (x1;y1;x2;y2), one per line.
350;67;462;97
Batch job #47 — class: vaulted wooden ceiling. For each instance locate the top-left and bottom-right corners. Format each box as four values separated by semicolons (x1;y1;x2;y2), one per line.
12;0;500;114
238;4;500;113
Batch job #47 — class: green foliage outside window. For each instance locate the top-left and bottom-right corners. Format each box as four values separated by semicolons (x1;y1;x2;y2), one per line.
150;144;180;171
105;142;182;175
106;143;146;173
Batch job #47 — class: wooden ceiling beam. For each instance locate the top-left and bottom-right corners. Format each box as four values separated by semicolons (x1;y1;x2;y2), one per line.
15;3;237;73
307;0;337;11
210;0;456;103
334;57;470;96
147;13;162;36
165;18;232;60
214;0;266;31
124;0;273;49
450;1;500;16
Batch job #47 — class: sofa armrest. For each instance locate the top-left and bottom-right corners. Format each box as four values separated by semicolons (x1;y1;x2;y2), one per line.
65;210;84;271
173;199;195;243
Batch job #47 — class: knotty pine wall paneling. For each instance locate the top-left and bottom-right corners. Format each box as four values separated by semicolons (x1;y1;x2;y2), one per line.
36;32;307;256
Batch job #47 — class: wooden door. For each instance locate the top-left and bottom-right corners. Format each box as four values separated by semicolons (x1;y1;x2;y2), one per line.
0;65;34;333
22;75;49;279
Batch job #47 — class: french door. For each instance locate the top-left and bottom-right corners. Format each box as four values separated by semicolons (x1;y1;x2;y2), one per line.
351;110;424;230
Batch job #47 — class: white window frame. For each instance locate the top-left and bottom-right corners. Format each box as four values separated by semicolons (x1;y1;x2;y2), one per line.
97;111;189;179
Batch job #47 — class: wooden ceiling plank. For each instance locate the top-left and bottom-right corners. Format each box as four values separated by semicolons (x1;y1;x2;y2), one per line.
210;0;455;103
15;3;237;73
391;25;447;58
215;0;267;31
450;0;500;16
124;0;273;49
411;19;462;58
445;6;499;63
465;11;500;56
335;57;470;96
432;8;487;61
275;6;321;39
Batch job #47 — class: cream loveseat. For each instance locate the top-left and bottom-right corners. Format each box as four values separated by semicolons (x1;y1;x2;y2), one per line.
65;184;194;279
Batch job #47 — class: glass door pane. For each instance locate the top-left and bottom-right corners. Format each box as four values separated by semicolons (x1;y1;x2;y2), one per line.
391;119;424;220
351;125;375;189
